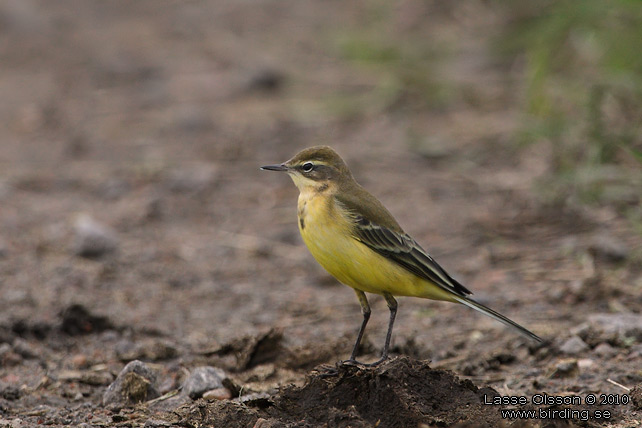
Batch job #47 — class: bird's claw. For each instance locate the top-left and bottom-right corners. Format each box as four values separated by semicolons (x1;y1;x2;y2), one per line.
338;356;389;368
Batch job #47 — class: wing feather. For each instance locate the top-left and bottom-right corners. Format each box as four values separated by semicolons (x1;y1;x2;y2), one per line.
351;215;472;297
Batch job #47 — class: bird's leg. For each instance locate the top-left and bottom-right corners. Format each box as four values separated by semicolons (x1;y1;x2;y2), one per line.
343;290;371;364
366;292;397;367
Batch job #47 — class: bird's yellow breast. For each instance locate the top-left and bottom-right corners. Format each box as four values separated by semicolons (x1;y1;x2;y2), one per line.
297;189;454;301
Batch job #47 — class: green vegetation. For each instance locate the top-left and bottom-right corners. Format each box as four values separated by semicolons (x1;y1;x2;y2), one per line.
326;3;453;119
495;0;642;208
324;1;641;226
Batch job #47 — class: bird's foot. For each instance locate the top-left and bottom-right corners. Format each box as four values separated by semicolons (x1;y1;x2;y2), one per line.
361;355;388;367
338;358;361;366
315;364;340;378
338;355;389;367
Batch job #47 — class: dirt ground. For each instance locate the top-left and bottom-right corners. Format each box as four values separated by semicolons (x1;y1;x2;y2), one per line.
1;1;641;427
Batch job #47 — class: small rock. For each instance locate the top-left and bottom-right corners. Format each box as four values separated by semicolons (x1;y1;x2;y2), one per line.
144;339;178;361
237;392;273;406
71;353;89;368
103;360;160;406
587;313;642;343
115;339;142;361
0;418;23;428
182;366;226;400
60;304;114;335
577;358;594;369
0;343;21;366
252;418;279;428
593;342;616;357
73;214;118;258
144;196;163;221
559;335;589;355
629;344;642;359
12;338;40;359
203;387;232;401
549;359;579;378
245;68;285;93
0;383;21;400
115;339;178;362
588;234;628;262
58;369;113;386
144;419;173;428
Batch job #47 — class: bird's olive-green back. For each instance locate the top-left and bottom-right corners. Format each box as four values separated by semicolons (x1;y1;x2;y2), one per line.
335;174;404;234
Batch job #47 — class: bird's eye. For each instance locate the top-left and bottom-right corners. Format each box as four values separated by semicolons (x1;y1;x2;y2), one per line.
301;162;314;172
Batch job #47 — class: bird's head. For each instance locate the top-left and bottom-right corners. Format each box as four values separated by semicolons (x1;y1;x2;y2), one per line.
261;146;352;192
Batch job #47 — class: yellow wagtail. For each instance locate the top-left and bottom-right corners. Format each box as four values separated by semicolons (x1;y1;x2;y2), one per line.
262;146;541;365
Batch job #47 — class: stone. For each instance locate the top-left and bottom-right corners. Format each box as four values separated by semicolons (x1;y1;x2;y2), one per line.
587;313;642;342
549;359;579;378
588;234;628;262
559;335;589;355
203;387;232;401
73;214;118;258
182;366;226;400
593;342;616;357
102;360;160;406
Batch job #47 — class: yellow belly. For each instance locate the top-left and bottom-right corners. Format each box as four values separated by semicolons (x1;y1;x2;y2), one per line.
298;192;455;302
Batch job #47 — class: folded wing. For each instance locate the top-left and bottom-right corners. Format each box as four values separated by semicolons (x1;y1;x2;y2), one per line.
351;215;472;297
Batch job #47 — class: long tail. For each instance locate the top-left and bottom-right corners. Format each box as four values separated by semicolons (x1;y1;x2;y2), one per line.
451;295;542;342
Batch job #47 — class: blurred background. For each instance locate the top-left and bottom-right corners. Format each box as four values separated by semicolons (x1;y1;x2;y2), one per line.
0;0;641;420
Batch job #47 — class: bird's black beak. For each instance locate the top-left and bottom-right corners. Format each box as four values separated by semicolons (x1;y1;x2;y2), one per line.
260;163;288;172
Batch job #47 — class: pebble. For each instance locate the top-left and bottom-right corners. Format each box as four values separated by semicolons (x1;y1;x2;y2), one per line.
73;214;118;258
245;68;284;93
12;338;40;359
559;335;589;355
629;344;642;359
115;339;141;361
71;353;89;368
593;342;616;357
549;359;579;378
144;419;173;428
182;366;226;399
0;343;22;366
115;339;178;362
60;304;113;335
0;418;23;428
102;360;160;406
588;234;628;262
144;339;178;361
587;313;642;341
252;418;278;428
577;358;594;369
202;387;232;401
0;384;21;400
58;369;113;386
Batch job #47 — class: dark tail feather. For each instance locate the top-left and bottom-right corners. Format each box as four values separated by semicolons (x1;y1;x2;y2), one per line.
452;295;542;342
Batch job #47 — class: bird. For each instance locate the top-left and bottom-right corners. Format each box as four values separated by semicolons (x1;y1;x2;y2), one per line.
261;146;541;366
